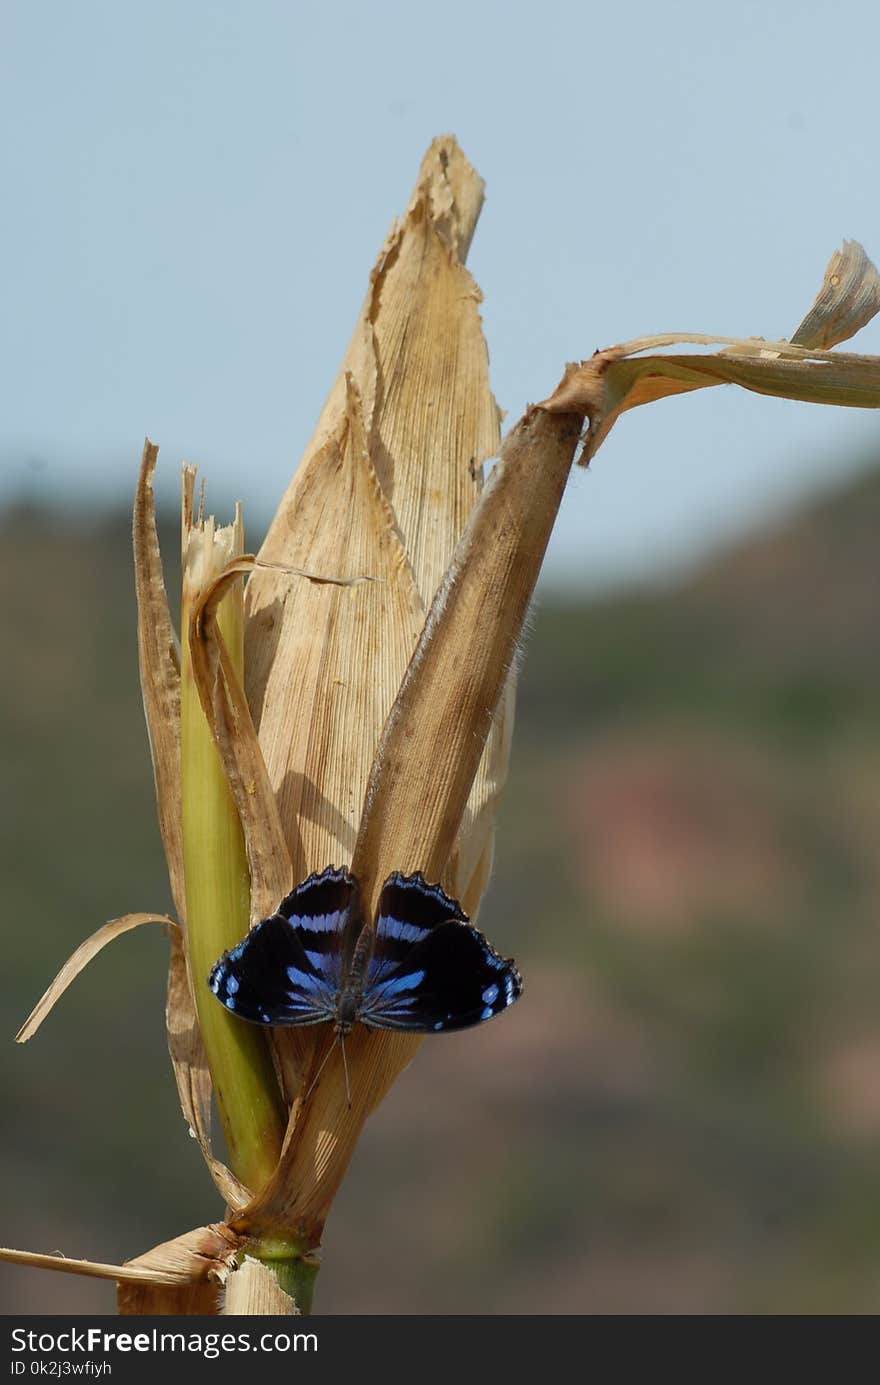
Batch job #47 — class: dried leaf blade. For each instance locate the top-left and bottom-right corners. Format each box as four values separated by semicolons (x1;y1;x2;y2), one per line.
15;913;176;1043
133;440;186;921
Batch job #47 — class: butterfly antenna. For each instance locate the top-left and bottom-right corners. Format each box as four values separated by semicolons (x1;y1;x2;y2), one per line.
303;1033;338;1105
340;1033;352;1109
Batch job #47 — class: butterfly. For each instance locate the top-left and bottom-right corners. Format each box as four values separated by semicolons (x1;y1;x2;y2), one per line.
208;865;522;1040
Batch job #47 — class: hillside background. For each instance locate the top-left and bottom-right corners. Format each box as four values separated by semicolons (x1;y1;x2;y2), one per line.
3;463;880;1314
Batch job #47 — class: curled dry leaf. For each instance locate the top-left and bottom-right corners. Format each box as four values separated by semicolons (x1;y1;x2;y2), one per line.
791;238;880;349
15;913;176;1043
541;241;880;462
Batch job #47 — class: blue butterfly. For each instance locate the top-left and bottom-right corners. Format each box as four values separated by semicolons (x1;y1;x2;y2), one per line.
208;866;522;1039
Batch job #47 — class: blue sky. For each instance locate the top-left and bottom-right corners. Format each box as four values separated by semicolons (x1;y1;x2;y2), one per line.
3;0;880;587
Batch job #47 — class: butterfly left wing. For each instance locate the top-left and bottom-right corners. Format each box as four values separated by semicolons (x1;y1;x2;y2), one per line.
359;873;522;1032
208;866;355;1026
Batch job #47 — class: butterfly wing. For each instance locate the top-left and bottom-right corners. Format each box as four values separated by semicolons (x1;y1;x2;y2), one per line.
366;871;468;985
359;872;522;1032
208;866;355;1026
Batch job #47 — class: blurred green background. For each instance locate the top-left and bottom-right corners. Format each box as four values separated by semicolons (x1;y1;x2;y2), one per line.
3;459;880;1315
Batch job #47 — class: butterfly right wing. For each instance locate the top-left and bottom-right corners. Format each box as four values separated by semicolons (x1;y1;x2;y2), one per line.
366;871;468;985
208;866;355;1026
358;919;523;1033
358;870;523;1032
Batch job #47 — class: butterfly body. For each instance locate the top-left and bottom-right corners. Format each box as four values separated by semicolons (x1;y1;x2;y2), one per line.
208;866;522;1037
331;925;373;1036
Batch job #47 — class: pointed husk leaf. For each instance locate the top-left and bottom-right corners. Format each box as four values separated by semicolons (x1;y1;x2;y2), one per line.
237;138;511;1242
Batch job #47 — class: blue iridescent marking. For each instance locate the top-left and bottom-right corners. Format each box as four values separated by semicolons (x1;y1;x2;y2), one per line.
377;969;426;995
482;983;498;1005
378;918;427;944
287;965;316;987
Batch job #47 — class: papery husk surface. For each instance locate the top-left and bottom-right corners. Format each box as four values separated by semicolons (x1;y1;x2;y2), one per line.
246;137;505;897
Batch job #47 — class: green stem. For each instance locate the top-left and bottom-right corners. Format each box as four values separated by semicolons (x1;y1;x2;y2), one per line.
249;1240;320;1315
180;505;287;1193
